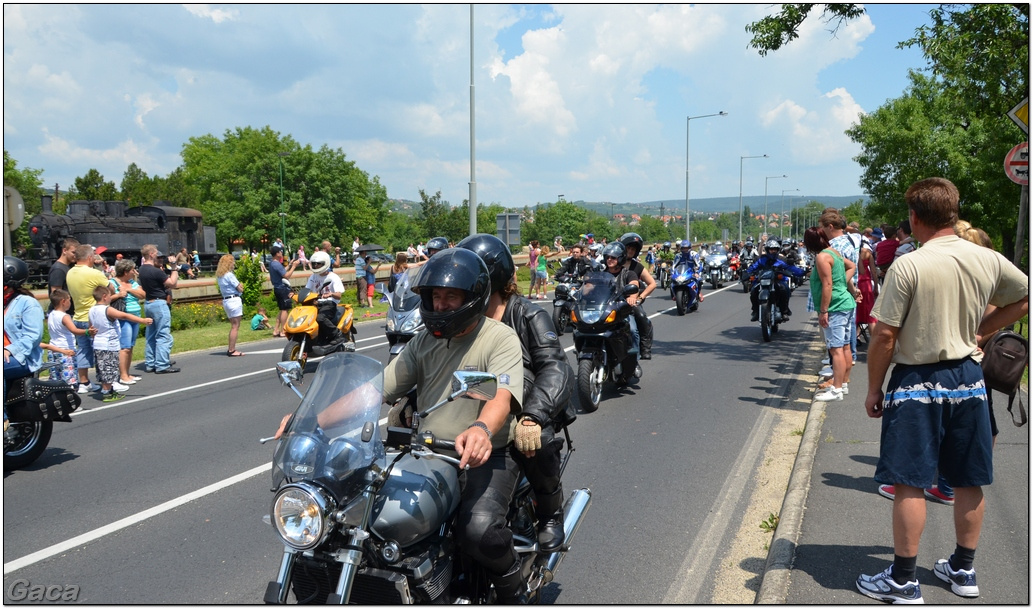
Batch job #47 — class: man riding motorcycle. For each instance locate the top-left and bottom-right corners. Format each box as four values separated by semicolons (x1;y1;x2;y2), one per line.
619;233;655;360
555;243;598;281
671;241;704;303
303;251;347;346
747;239;806;322
456;234;576;553
426;236;449;258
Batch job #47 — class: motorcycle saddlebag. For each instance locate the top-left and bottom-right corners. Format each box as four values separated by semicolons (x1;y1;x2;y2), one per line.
4;377;82;422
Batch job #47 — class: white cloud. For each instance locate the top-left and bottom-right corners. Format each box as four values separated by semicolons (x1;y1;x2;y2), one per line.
182;4;237;24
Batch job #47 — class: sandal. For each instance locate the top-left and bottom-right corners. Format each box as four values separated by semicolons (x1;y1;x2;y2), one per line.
227;350;245;357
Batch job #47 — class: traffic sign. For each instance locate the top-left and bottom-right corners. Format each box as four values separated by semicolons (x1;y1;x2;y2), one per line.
1004;142;1028;186
1007;98;1029;134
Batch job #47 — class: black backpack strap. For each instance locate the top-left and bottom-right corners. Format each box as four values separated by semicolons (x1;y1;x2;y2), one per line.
1007;392;1028;427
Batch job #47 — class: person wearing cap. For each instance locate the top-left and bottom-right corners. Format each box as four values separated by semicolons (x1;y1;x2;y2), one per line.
269;245;299;337
138;244;178;374
66;243;111;390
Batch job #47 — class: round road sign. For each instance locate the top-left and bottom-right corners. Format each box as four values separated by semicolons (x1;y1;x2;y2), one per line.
1004;142;1029;186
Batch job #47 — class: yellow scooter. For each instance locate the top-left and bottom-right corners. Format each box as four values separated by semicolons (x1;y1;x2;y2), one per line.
281;287;356;367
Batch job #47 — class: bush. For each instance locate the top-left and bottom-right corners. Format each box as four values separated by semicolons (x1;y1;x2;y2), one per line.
235;254;264;307
169;301;227;331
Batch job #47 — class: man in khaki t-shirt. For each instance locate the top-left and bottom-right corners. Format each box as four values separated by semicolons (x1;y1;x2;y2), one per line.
381;248;529;603
65;244;109;388
857;177;1029;604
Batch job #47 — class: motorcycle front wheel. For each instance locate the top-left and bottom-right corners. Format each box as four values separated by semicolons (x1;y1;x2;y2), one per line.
577;358;603;412
553;305;569;336
281;339;308;368
4;420;53;471
761;303;773;342
675;289;687;315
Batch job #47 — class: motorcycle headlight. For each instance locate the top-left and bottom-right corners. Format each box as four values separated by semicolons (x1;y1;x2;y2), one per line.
579;310;602;324
271;483;335;550
386;317;395;331
399;313;423;333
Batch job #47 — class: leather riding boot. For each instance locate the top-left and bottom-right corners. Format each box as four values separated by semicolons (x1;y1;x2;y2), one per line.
491;561;528;604
536;487;566;552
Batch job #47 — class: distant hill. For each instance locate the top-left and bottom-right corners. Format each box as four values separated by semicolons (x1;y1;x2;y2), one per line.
389;195;868;216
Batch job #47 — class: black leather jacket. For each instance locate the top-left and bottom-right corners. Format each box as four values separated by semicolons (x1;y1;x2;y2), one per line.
501;294;576;430
556;256;596;282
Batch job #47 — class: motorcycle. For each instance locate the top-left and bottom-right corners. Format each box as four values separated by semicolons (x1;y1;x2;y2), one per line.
654;260;671;290
727;253;742;282
739;254;756;293
282;287;357;367
261;353;591;604
570;271;640;412
4;363;81;470
551;277;581;336
384;267;424;362
703;250;731;289
754;267;785;342
669;262;700;316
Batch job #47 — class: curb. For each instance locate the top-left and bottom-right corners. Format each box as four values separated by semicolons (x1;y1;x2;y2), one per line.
756;390;827;604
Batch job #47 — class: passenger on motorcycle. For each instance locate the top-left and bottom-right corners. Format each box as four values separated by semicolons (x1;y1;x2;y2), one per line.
600;242;642;359
3;257;45;400
457;234;576;553
303;251;347;346
619;233;655;360
671;241;705;301
747;240;806;322
382;248;530;603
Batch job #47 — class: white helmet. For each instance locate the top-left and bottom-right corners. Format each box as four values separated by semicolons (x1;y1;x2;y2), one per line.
310;251;332;274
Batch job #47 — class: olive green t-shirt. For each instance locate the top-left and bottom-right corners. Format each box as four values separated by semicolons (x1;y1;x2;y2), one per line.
383;316;524;450
872;234;1029;365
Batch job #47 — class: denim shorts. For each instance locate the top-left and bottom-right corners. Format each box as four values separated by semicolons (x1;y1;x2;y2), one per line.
821;310;851;349
874;359;993;488
536;270;548;281
119;320;140;350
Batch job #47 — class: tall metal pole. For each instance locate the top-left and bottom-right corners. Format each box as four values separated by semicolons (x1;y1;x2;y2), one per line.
468;4;477;236
780;188;798;240
763;174;786;240
686;111;727;243
738;154;768;243
278;153;290;246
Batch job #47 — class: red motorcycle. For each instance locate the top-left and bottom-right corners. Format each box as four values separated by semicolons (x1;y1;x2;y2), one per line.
728;253;742;281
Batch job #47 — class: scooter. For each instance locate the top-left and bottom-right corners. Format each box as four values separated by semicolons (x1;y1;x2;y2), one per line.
282;287;357;367
4;363;81;470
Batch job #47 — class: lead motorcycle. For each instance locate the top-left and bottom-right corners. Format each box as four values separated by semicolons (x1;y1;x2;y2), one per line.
570;271;639;412
4;363;81;470
669;262;700;316
262;353;591;604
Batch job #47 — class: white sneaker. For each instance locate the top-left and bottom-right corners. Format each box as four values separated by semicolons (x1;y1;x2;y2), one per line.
821;357;830;365
842;383;849;395
112;381;130;392
814;387;844;402
819;366;833;378
77;382;102;394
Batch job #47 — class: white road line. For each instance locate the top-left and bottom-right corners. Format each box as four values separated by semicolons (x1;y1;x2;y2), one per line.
71;339;391;417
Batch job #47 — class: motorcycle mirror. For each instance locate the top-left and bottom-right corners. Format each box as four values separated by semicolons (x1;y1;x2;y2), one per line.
450;371;498;402
276;360;304;384
622;283;639;296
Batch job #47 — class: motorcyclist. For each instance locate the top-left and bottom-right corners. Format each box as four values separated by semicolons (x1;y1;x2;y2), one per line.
747;239;806;322
302;251;347;346
740;238;758;265
4;257;45;398
619;233;655;360
600;242;642;368
383;247;530;603
456;234;575;553
661;241;671;254
671;241;704;303
588;242;604;266
426;236;449;258
556;243;597;282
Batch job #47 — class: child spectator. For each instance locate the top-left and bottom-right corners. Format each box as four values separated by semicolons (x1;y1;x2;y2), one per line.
89;285;152;402
46;289;90;390
252;307;271;331
296;245;311;271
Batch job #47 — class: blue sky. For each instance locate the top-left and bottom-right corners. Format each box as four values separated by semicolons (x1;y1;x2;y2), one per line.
3;4;936;210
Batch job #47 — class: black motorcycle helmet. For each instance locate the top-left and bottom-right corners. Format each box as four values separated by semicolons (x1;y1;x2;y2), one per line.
600;241;627;266
456;233;515;295
3;256;29;290
619;232;644;257
662;241;671;251
764;239;781;256
426;237;449;257
411;248;490;339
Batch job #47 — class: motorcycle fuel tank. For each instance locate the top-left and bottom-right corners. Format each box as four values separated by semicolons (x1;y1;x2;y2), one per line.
371;453;460;547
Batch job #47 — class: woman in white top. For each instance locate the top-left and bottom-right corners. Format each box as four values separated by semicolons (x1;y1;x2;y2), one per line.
216;254;245;357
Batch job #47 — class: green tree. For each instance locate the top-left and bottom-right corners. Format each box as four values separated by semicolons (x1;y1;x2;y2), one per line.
72;168;120;201
746;4;864;56
121;163;156;207
523;201;590;247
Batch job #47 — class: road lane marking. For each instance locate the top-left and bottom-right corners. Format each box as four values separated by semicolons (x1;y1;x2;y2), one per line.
70;340;391;417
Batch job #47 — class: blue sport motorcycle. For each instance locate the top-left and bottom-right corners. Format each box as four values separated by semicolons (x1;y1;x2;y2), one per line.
669;262;700;316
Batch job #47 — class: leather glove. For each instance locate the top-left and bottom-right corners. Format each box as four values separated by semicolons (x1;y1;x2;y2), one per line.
387;400;414;428
514;416;542;452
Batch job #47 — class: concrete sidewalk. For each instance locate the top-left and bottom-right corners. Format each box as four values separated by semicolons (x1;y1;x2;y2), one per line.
759;340;1030;604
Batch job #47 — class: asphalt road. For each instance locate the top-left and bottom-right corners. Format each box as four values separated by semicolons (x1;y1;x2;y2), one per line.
3;280;819;604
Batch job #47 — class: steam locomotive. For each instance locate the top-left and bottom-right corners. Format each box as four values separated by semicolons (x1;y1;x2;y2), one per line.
25;196;217;284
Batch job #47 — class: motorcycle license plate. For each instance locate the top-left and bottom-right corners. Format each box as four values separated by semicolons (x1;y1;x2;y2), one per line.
760;280;772;287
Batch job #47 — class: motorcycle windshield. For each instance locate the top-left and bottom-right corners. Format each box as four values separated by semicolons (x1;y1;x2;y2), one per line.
272;353;387;498
391;267;423;311
672;262;692;281
576;271;619;310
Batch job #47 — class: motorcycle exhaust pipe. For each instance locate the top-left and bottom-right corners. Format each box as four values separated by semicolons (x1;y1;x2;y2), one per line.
543;488;592;581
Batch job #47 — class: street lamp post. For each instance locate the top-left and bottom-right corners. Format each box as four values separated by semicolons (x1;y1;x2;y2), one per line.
686;111;727;243
780;188;799;240
738;154;768;242
763;174;787;241
278;152;291;246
